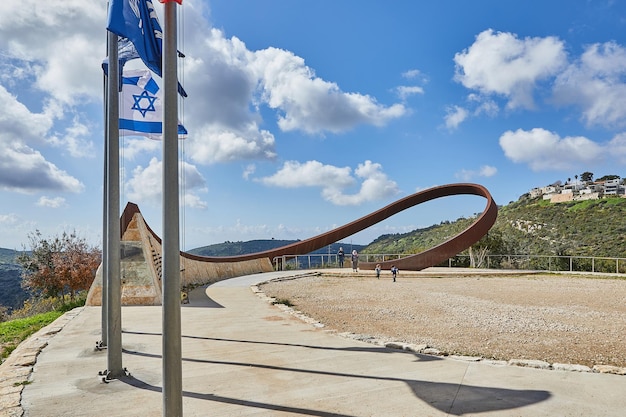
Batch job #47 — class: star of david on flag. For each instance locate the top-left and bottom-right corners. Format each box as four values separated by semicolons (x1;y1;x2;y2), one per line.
120;69;187;140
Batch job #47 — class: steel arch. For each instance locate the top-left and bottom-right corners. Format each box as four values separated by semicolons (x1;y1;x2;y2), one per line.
122;183;497;271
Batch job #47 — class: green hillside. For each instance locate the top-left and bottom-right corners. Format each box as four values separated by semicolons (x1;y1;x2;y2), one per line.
362;196;626;258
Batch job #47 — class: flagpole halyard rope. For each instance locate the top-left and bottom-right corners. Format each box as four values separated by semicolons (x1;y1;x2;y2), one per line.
179;4;186;258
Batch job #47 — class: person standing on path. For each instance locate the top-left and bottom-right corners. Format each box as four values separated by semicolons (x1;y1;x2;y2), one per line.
337;247;345;268
375;264;381;279
351;250;359;272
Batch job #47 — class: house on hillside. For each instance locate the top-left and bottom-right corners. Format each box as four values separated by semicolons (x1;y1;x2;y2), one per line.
529;187;542;198
563;181;584;193
582;183;602;193
533;185;562;200
577;185;600;201
603;178;625;196
531;177;624;202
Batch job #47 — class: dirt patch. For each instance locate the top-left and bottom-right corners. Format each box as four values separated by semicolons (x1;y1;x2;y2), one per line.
263;315;285;321
260;274;626;368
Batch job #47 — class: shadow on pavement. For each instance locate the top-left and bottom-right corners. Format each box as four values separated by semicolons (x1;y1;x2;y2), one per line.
122;331;444;361
121;347;551;415
404;379;550;415
183;285;224;308
120;374;358;417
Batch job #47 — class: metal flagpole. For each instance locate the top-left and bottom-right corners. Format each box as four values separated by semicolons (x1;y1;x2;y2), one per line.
103;28;124;380
162;1;183;415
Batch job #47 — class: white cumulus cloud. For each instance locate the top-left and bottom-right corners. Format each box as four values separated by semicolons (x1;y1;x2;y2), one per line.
187;126;277;165
499;128;603;171
0;213;19;225
454;29;566;109
0;0;106;104
456;165;498;181
37;196;66;208
402;69;422;79
0;86;83;191
259;160;354;188
396;86;424;100
606;133;626;164
444;105;469;130
259;160;399;206
122;139;161;161
242;164;256;180
553;41;626;128
125;158;208;209
0;1;101;193
0;142;83;193
251;47;407;134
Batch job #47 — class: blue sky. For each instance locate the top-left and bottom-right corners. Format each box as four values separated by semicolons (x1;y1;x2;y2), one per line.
1;0;626;251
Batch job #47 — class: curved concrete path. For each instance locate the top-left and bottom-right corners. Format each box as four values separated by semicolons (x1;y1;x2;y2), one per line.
3;270;625;416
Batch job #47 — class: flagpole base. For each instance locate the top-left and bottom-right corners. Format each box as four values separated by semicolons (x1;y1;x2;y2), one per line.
98;368;130;384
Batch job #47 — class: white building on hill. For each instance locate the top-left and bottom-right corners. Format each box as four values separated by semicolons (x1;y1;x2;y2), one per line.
530;177;624;203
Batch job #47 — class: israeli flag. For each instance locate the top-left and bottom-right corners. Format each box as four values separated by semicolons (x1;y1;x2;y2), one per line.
120;69;187;140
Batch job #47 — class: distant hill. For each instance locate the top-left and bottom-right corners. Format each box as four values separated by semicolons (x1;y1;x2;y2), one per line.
0;247;20;263
363;196;626;258
0;248;28;311
188;240;365;257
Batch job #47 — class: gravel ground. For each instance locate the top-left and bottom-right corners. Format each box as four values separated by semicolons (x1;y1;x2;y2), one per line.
259;273;626;368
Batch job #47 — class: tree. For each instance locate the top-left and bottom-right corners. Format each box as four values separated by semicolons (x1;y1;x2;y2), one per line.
580;171;593;182
17;230;101;300
52;233;102;300
597;174;620;182
17;231;59;298
467;229;507;268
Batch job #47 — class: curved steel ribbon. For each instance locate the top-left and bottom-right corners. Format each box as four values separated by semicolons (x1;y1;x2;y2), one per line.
122;183;497;271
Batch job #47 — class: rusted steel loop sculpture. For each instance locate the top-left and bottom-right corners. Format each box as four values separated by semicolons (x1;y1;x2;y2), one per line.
122;183;497;271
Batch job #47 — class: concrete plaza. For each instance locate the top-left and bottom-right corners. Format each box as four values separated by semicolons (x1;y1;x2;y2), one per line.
2;270;624;416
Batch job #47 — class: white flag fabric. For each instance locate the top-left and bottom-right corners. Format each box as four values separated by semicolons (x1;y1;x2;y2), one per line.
120;69;187;140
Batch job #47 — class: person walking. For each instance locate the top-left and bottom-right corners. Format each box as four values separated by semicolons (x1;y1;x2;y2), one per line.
351;250;359;272
337;247;345;268
391;265;398;282
375;264;381;279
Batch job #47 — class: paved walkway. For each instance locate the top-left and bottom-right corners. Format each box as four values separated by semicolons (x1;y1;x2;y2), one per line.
2;270;626;416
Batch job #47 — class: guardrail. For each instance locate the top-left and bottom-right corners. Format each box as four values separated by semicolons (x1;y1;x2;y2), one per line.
273;253;626;274
272;253;408;271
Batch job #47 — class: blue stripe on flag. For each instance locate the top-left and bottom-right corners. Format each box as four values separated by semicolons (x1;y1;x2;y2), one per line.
120;119;188;136
120;119;162;133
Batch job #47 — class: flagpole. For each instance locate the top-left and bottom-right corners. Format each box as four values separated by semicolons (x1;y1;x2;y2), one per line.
104;28;124;380
162;1;183;416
